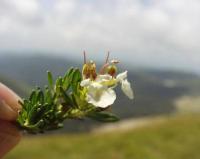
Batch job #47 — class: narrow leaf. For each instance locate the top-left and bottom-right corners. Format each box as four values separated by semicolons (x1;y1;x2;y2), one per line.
59;86;73;106
47;71;54;89
37;90;44;104
88;112;119;122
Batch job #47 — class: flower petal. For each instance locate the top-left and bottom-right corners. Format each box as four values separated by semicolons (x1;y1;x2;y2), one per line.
121;79;134;99
80;79;91;87
89;82;104;90
87;88;116;108
96;74;117;87
96;74;112;82
116;71;128;82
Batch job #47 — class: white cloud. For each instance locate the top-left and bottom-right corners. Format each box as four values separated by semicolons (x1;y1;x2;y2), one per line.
0;0;200;73
11;0;39;15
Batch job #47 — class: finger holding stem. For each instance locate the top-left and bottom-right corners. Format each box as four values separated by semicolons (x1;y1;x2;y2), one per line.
0;83;22;158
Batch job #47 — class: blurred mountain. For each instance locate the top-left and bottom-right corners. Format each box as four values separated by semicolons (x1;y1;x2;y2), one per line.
0;75;31;97
0;55;76;87
0;55;200;132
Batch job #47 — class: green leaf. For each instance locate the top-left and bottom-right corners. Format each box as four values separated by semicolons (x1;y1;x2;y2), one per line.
63;67;74;90
73;69;82;82
64;67;74;80
30;90;37;104
37;90;44;105
71;69;82;94
56;76;63;85
59;86;73;106
88;112;119;122
44;88;53;104
47;71;54;89
25;119;45;134
29;104;48;125
55;76;63;93
71;94;78;108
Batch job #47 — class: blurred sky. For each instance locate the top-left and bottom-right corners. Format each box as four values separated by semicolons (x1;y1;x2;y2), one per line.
0;0;200;73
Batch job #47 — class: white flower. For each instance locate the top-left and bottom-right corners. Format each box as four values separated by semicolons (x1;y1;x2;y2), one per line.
116;71;134;99
80;70;134;108
80;79;116;108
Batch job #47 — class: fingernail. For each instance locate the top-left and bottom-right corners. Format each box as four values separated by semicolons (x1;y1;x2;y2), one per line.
0;99;17;121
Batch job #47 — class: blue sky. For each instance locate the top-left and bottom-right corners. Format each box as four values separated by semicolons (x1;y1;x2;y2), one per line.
0;0;200;73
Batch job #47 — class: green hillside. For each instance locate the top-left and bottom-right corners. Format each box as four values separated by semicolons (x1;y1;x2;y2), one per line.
6;115;200;159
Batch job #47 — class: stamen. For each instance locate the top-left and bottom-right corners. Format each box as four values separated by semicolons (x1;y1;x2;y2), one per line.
105;51;110;64
99;52;111;74
99;63;110;74
83;51;87;64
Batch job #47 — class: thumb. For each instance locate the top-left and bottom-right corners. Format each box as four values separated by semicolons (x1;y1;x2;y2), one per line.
0;83;22;158
0;83;21;121
0;120;21;158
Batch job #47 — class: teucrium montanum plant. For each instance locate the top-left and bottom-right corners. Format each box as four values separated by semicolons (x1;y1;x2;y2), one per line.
17;52;134;134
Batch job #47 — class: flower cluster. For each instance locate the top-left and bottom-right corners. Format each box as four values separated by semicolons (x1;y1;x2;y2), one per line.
17;52;134;134
81;53;134;108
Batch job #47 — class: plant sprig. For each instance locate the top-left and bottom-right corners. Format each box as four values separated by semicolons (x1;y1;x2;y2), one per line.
17;68;119;134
